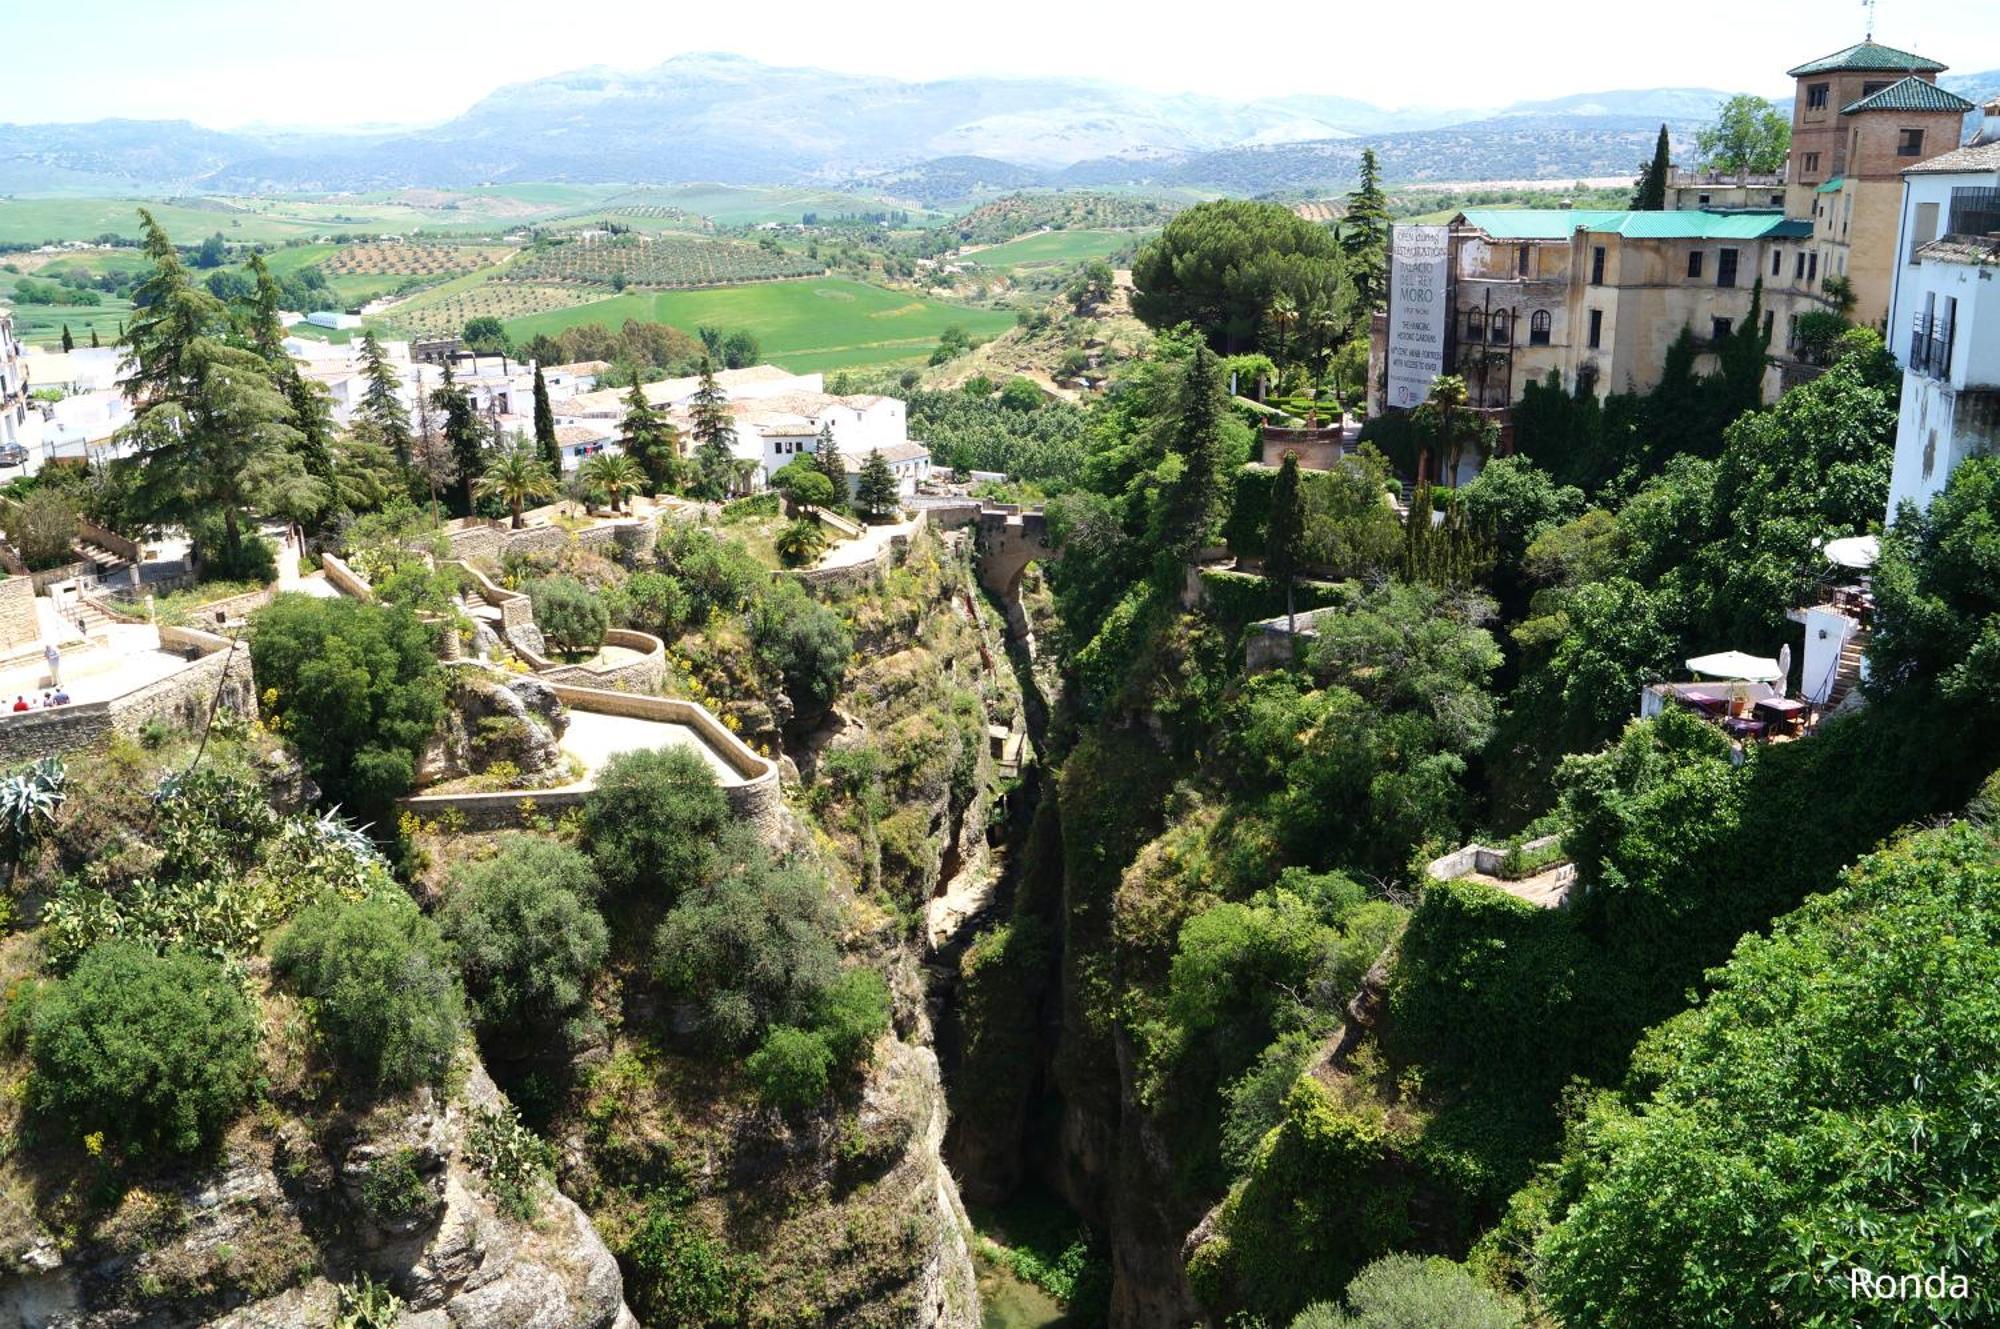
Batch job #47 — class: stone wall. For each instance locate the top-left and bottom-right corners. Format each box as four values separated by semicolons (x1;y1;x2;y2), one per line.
536;628;666;692
318;553;373;601
397;680;779;839
76;518;142;564
0;625;256;764
29;561;91;594
0;577;36;654
154;583;276;630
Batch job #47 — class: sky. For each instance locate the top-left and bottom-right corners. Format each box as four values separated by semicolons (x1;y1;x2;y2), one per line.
7;0;1999;129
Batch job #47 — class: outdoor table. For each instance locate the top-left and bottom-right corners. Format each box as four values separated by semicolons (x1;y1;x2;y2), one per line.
1754;697;1808;734
1722;716;1767;740
1676;688;1728;717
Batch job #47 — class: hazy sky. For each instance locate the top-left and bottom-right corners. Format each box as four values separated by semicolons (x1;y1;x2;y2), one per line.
8;0;1998;129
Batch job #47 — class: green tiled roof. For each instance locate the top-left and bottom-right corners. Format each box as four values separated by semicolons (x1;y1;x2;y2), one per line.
1786;41;1946;77
1842;76;1976;115
1816;176;1847;193
1456;209;1811;241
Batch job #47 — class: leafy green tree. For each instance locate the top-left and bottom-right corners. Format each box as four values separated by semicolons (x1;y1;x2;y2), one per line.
1291;1254;1522;1329
581;746;730;905
998;376;1043;411
1536;823;2000;1328
531;366;558;472
27;942;260;1156
1265;449;1307;632
771;458;835;510
462;315;508;355
604;569;692;640
275;894;464;1091
528;574;608;657
195;231;227;269
1695;93;1790;177
1134;199;1351;354
1342;149;1391;313
1631;124;1671;210
475;443;557;529
1873;454;2000;716
749;575;852;716
746;1025;833;1109
720;329;760;369
651;841;840;1050
440;836;608;1049
249;595;446;818
619;375;681;493
357;330;412;467
854;447;901;522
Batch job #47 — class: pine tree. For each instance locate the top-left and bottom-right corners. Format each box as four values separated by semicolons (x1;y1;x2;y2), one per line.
532;365;559;473
243;253;336;518
357;331;412;466
812;421;844;491
60;324;73;353
1632;124;1671;210
855;448;900;522
1342;149;1392;312
688;358;737;500
619;374;681;493
1266;449;1306;634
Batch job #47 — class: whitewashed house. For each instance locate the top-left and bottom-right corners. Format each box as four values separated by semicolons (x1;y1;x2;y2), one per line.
1884;98;2000;519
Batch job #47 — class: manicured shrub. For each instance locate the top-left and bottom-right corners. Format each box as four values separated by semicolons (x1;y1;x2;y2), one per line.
274;895;463;1091
529;574;608;657
441;836;608;1046
28;942;261;1155
746;1025;833;1109
581;746;730;905
249;596;445;819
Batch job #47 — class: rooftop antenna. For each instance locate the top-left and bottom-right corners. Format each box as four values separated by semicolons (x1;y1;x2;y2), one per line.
1863;0;1875;41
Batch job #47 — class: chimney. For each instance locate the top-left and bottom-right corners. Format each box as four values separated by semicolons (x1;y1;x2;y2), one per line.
1980;97;2000;147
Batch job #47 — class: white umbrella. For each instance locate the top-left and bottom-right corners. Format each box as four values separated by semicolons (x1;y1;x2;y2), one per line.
1824;535;1880;570
1686;650;1784;681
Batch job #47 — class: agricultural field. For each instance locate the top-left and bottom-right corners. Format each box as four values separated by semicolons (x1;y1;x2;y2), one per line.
6;302;130;350
320;242;513;277
500;277;1017;375
960;228;1139;273
539;206;712;234
374;279;601;339
500;235;822;289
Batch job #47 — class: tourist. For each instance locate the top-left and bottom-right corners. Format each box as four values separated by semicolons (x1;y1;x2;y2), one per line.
44;640;61;688
10;696;26;713
52;688;69;706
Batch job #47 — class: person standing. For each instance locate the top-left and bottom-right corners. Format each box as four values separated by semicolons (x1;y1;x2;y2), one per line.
44;640;61;689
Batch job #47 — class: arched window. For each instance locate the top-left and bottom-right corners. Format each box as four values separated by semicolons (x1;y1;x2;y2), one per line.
1466;307;1485;341
1490;311;1511;345
1529;310;1552;346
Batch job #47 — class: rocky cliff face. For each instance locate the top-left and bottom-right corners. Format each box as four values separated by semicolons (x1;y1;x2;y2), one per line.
1;1061;629;1329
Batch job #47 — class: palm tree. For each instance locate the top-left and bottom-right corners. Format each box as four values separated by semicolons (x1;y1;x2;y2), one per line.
580;452;644;513
1267;292;1299;362
774;517;830;567
1410;374;1497;487
474;445;558;529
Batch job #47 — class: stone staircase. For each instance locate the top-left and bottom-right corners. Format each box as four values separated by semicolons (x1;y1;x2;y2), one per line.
72;539;131;580
1826;626;1871;709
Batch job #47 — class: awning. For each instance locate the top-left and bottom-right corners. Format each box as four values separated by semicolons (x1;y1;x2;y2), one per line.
1686;650;1784;681
1823;534;1880;570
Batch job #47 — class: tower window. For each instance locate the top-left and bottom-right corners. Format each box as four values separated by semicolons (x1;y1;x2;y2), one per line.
1806;83;1829;111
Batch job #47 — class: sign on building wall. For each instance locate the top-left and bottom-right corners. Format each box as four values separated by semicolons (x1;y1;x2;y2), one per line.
1386;225;1450;409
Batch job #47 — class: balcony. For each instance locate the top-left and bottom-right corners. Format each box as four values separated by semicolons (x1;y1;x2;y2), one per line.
1909;318;1955;379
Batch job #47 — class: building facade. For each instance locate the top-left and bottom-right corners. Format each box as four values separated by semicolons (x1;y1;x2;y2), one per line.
0;312;27;453
1882;105;2000;517
1783;41;1974;330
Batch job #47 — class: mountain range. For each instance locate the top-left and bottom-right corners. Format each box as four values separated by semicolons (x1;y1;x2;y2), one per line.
3;52;1996;203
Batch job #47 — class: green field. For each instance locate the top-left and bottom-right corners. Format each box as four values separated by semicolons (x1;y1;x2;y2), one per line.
501;278;1017;374
6;303;130;349
963;228;1140;272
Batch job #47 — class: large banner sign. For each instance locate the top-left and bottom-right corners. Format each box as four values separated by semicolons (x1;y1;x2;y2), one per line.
1386;225;1450;409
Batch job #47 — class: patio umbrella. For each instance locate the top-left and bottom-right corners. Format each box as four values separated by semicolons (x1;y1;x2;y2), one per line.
1686;650;1784;681
1823;535;1880;570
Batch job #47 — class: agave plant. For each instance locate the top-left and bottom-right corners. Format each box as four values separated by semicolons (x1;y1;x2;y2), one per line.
0;756;66;864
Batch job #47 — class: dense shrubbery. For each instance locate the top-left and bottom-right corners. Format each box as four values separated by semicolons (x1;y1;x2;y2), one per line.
1221;449;1399;576
1290;1254;1522;1328
748;577;852;719
27;942;261;1155
274;894;464;1091
250;595;445;818
528;575;609;657
903;389;1093;488
581;746;730;906
441;836;608;1050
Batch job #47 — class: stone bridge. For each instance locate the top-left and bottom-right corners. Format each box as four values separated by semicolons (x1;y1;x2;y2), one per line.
920;499;1060;635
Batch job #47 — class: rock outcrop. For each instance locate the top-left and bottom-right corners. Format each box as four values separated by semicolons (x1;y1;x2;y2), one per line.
419;671;569;787
0;1063;628;1329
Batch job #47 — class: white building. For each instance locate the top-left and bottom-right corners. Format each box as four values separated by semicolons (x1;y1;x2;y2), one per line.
0;311;28;453
305;311;363;330
1884;99;2000;518
20;346;127;396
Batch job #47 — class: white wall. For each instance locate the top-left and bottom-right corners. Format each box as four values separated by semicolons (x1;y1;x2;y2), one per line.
1883;241;2000;520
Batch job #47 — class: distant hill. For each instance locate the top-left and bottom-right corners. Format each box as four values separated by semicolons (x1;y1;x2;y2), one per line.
0;52;1763;200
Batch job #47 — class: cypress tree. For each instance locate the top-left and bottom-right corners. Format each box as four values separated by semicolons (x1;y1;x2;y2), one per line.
1632;124;1671;210
60;324;73;353
89;327;100;349
532;365;559;473
1160;344;1227;559
1266;449;1306;634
